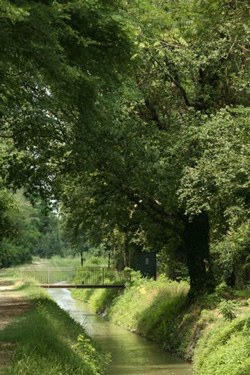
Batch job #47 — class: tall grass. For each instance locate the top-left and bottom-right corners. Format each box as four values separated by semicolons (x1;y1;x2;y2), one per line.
109;275;189;345
194;315;250;375
31;255;80;268
70;267;250;374
0;274;109;375
73;272;189;350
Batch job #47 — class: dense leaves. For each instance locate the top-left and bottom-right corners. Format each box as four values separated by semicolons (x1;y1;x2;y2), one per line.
0;0;131;196
0;0;249;291
0;191;63;267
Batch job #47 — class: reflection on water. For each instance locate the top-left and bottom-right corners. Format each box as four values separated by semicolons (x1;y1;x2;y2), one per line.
49;288;193;375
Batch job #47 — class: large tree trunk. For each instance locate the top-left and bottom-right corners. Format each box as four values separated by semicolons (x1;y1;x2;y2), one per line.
183;212;215;298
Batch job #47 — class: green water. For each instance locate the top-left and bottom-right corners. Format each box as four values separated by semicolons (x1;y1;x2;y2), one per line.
49;288;193;375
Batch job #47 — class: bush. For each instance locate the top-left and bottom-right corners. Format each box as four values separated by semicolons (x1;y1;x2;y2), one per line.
0;240;32;268
213;222;250;288
218;300;237;321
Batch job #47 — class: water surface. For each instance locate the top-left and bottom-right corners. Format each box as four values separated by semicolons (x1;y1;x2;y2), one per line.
49;288;193;375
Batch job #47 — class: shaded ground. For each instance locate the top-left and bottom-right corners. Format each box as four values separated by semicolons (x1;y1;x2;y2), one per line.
0;280;32;372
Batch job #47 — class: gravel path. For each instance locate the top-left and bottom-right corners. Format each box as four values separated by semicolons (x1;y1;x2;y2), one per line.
0;281;31;372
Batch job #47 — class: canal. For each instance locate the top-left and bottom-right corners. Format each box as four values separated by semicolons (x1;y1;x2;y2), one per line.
49;288;193;375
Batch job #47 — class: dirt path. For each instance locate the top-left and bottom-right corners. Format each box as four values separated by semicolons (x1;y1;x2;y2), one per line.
0;281;32;372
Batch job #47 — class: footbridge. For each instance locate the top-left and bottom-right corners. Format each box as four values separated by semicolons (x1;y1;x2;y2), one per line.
19;266;130;289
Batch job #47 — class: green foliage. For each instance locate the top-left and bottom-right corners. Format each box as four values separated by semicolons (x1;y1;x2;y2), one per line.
218;300;237;321
72;258;126;311
234;289;250;300
0;0;132;198
0;189;14;241
72;287;96;304
213;221;250;287
157;249;189;281
34;210;63;259
178;108;250;225
215;282;231;298
0;191;65;268
33;256;80;268
0;0;250;295
0;191;39;267
58;0;250;293
0;239;32;268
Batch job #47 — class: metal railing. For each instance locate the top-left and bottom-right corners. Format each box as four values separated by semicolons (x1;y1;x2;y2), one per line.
19;267;75;284
19;266;130;286
74;267;130;285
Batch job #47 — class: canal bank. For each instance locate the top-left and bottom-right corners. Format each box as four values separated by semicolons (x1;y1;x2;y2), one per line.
72;275;195;360
71;274;250;375
48;288;193;375
0;276;108;375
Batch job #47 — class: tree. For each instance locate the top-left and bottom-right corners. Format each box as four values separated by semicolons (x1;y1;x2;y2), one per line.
0;0;132;196
0;190;40;267
60;0;250;295
0;0;249;295
34;209;63;259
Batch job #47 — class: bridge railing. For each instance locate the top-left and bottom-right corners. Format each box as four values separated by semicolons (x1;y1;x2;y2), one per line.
19;267;75;284
74;267;130;285
19;266;130;286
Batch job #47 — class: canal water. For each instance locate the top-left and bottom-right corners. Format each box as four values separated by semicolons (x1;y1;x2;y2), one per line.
48;288;193;375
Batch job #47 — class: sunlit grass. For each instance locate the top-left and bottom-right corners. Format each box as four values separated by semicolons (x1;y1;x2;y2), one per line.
109;275;189;339
0;298;108;375
73;272;189;347
32;255;80;268
0;268;109;375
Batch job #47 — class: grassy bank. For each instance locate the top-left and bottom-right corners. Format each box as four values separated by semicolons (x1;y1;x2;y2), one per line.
193;288;250;375
72;273;190;353
72;272;250;374
0;271;109;375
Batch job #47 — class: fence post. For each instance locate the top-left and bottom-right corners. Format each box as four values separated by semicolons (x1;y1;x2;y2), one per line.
102;267;105;285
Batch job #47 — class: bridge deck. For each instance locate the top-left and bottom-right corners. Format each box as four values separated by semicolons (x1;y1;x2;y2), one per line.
39;284;125;289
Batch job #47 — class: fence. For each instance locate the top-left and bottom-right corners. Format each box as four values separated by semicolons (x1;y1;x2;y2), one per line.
19;266;130;286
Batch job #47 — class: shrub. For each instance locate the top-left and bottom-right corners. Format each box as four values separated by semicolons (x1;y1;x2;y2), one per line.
219;300;237;321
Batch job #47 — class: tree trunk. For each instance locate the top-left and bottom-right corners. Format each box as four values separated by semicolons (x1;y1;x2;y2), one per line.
123;235;130;268
183;212;215;298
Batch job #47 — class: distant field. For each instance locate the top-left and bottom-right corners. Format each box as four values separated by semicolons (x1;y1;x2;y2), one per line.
16;256;110;284
31;256;80;268
15;257;80;284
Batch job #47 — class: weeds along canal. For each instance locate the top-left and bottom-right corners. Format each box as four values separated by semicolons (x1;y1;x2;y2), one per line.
48;288;193;375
